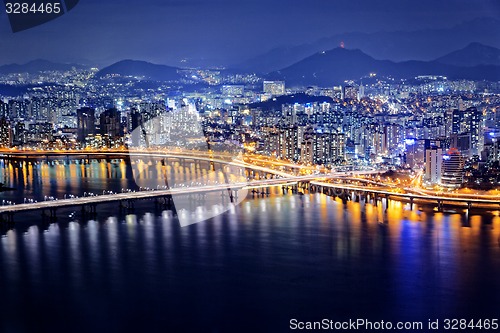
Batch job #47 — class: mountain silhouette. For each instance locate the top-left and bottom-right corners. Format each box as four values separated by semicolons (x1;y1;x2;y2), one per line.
95;60;181;81
436;42;500;67
236;17;500;73
267;47;500;86
0;59;86;74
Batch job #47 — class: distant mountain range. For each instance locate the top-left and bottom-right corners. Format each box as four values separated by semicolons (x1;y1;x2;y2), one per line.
236;17;500;73
93;42;500;86
435;42;500;67
95;60;181;81
0;59;86;74
267;44;500;86
3;41;500;87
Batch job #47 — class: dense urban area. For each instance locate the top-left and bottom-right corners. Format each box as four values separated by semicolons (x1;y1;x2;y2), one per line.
0;65;499;191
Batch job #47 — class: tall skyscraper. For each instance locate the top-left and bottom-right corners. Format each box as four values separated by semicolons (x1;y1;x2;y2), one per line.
0;118;12;148
441;148;465;189
100;108;123;138
451;109;461;134
424;147;443;184
77;107;96;142
466;107;483;156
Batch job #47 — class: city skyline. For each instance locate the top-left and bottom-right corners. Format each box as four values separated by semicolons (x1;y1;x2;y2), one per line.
1;2;500;332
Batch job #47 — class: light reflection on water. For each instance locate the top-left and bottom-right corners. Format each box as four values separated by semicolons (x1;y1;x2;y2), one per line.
0;159;498;332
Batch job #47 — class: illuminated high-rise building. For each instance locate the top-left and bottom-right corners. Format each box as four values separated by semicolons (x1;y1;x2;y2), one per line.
0;118;12;148
77;107;96;142
342;85;358;100
441;148;465;189
100;108;123;138
424;147;442;184
263;81;285;96
221;85;244;97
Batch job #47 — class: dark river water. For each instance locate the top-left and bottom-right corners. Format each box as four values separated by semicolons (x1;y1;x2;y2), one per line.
0;159;499;333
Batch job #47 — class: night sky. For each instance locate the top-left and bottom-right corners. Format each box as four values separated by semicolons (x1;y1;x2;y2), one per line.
0;0;499;67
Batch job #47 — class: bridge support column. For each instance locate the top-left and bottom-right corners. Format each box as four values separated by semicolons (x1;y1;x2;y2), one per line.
156;196;173;210
228;190;238;203
82;204;97;217
50;208;57;220
437;200;443;212
0;212;14;225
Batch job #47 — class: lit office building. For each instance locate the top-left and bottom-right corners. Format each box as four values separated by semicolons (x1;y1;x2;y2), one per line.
99;108;123;138
342;85;359;100
77;107;96;143
263;81;285;96
312;131;346;166
221;85;244;97
424;147;443;184
441;148;465;189
0;118;12;148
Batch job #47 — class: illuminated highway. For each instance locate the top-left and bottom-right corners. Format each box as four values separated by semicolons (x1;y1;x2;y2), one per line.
0;149;498;212
310;180;500;209
0;174;338;214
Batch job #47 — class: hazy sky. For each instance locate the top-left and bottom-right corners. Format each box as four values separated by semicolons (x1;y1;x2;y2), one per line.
0;0;499;66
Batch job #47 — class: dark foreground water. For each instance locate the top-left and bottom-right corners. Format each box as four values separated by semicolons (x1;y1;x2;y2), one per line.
0;160;499;333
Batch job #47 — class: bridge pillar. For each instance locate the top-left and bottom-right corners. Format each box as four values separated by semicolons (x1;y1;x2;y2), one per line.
227;190;238;203
50;208;57;220
0;212;14;225
127;200;134;210
410;197;414;210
